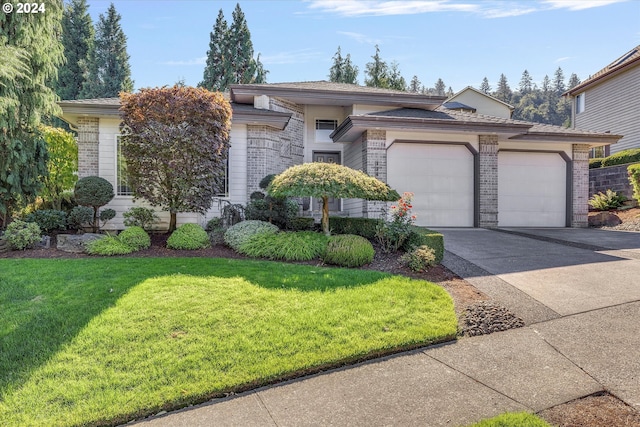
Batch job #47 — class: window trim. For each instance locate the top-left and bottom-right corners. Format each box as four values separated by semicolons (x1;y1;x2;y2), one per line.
576;93;585;114
314;118;338;143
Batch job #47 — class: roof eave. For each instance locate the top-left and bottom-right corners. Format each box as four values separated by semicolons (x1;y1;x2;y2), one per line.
509;132;623;146
565;55;640;96
232;110;292;130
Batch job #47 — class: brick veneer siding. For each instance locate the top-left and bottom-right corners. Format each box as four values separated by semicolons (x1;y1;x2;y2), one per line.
478;135;498;228
572;144;590;228
77;117;99;178
589;163;634;200
246;98;304;198
362;130;387;219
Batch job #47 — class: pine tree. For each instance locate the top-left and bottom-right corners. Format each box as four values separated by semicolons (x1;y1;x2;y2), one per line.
480;77;491;94
541;75;551;96
81;3;133;98
568;73;580;90
57;0;93;100
553;67;566;95
253;53;268;84
519;69;533;95
387;61;406;91
228;3;256;85
364;45;388;88
434;78;446;96
495;74;512;102
408;75;421;93
0;0;65;227
199;9;229;91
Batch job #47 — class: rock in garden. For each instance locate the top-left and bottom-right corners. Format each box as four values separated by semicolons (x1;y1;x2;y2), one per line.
56;234;103;253
588;212;622;227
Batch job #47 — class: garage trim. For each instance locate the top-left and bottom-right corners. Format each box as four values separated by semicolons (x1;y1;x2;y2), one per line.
498;149;572;227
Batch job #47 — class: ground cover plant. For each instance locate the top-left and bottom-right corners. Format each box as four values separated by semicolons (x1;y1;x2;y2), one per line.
239;230;328;261
0;257;456;427
466;412;551;427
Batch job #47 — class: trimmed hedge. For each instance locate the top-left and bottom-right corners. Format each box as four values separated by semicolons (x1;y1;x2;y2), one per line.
596;148;640;168
287;216;315;231
402;226;444;264
329;216;379;239
588;158;604;169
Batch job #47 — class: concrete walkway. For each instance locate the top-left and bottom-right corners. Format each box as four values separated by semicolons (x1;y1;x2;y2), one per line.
131;228;640;427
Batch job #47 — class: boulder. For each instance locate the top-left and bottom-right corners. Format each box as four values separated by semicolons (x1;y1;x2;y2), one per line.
588;212;622;227
56;233;103;253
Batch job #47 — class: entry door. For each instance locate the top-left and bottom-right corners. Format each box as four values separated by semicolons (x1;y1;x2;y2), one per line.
313;152;341;211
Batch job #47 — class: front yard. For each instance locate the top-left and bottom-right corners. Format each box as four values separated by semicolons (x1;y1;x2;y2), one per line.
0;257;457;426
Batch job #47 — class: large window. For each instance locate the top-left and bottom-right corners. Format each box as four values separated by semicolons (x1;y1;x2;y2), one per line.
576;93;585;114
315;119;338;142
116;136;132;196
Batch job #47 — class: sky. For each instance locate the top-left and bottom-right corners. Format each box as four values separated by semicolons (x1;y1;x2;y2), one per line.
84;0;640;93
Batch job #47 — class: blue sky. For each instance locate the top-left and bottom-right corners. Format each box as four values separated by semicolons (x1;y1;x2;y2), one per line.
85;0;640;92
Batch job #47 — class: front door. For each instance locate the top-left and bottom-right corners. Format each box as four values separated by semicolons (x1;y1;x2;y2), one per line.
312;152;341;212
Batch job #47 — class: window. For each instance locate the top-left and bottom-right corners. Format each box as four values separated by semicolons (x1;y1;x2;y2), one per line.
116;136;132;196
315;119;338;142
576;93;585;114
217;158;229;197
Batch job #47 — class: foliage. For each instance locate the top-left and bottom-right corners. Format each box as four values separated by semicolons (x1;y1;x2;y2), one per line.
589;158;604;169
74;176;115;232
588;189;626;211
80;3;133;98
220;201;245;228
57;0;94;100
206;218;225;245
268;162;399;235
628;164;640;205
402;227;445;264
401;245;437;272
288;216;315;231
259;174;276;189
323;234;375;268
120;85;232;232
67;206;94;230
118;226;151;251
24;210;67;234
4;220;42;250
0;2;64;229
466;412;551;427
364;45;390;89
39;126;78;210
205;217;223;231
375;192;416;253
245;196;299;229
600;148;640;168
0;257;456;427
329;217;379;239
122;206;158;230
199;4;267;91
223;220;279;251
99;208;116;227
239;231;328;261
329;46;359;84
85;235;134;256
166;223;210;250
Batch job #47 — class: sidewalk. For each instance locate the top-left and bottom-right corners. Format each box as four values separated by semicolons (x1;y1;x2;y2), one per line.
131;229;640;426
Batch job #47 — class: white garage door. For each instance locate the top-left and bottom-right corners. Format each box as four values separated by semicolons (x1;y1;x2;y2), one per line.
387;143;474;227
498;151;567;227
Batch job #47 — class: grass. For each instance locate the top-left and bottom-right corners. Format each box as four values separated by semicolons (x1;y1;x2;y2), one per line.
467;412;552;427
0;257;457;427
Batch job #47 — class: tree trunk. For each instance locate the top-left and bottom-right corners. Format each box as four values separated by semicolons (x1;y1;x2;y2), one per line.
169;212;177;233
92;207;99;233
322;195;330;236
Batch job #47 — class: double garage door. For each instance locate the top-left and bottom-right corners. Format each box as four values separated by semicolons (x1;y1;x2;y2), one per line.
387;143;567;227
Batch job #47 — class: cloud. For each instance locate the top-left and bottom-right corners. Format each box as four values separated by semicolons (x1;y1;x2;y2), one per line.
541;0;627;11
555;56;572;63
261;49;325;65
337;31;381;44
162;57;207;66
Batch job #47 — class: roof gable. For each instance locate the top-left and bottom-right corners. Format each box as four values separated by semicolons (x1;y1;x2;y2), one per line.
566;45;640;95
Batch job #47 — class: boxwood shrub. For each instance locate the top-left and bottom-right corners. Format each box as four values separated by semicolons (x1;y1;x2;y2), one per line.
239;231;328;261
223;220;279;251
329;217;380;239
4;220;42;250
402;226;444;264
118;226;151;250
167;223;210;250
323;234;375;268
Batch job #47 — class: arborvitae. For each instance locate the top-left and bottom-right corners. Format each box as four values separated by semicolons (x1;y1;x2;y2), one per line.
199;9;229;91
519;70;533;95
0;0;64;227
480;77;491;94
364;45;388;88
81;3;133;98
57;0;93;100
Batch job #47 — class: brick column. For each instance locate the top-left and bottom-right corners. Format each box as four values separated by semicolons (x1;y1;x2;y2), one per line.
362;130;387;219
478;135;499;228
247;125;280;197
77;117;99;177
572;144;590;228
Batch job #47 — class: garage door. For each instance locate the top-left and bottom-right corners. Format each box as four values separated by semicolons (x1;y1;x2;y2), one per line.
387;143;474;227
498;151;567;227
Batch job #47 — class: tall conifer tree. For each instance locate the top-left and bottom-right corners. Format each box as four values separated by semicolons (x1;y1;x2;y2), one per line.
408;75;422;93
329;46;359;84
495;74;512;102
228;3;256;85
57;0;93;100
434;78;446;96
480;77;491;94
200;9;229;91
519;70;533;94
364;45;389;88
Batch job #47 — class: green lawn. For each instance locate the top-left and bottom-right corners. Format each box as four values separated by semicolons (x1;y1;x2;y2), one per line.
467;412;552;427
0;257;457;426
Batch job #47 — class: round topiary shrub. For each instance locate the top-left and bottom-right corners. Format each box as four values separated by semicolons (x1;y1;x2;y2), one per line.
85;235;134;256
167;223;210;250
239;231;328;261
74;176;115;232
4;220;42;250
323;234;375;268
67;206;94;230
118;226;151;251
223;220;279;252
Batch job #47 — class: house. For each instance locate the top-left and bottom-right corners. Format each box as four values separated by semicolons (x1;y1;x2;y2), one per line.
564;45;640;156
445;86;514;118
58;81;621;230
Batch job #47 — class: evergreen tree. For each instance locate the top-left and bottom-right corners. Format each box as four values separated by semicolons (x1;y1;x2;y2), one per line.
480;77;491;94
434;78;446;96
495;74;512;102
387;61;407;91
364;45;388;88
328;46;358;84
199;9;229;91
341;53;358;85
519;69;533;95
228;3;256;85
553;67;565;95
57;0;93;100
541;75;551;97
253;53;268;83
446;86;454;98
81;3;133;98
568;73;580;90
408;75;421;93
0;0;65;228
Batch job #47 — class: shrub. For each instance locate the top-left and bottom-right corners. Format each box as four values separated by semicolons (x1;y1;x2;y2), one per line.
600;148;640;168
205;217;223;231
223;220;279;251
323;234;375;268
628;164;640;205
288;216;315;231
245;196;298;229
167;223;210;250
74;176;115;232
24;209;67;234
328;217;379;239
123;207;159;230
588;189;626;211
402;227;444;264
99;208;116;227
85;235;134;256
118;226;151;250
589;158;604;169
401;245;437;272
376;192;416;253
4;220;42;250
67;206;94;230
239;231;328;261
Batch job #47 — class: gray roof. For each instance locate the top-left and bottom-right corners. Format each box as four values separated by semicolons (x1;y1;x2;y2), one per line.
443;101;476;112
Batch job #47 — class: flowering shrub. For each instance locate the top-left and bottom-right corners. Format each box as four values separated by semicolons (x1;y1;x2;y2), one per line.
375;192;416;253
401;245;437;272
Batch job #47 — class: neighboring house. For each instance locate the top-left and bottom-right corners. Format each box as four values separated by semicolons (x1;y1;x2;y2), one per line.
445;86;514;118
565;45;640;156
58;81;621;230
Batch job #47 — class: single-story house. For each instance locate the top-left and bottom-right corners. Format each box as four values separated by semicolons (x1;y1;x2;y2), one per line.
58;81;621;230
